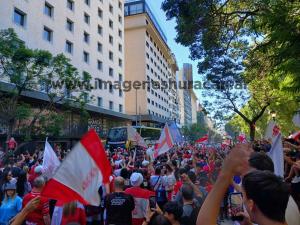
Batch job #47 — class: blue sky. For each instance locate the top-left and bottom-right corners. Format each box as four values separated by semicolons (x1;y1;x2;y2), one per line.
146;0;203;103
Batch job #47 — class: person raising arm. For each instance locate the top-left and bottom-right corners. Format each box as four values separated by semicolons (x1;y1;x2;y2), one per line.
196;143;251;225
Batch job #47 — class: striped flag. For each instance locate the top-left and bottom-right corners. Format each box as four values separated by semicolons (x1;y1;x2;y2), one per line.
42;129;111;206
195;134;208;143
154;123;174;158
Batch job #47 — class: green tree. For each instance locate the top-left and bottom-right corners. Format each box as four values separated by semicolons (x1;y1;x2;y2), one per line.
162;0;300;140
0;29;91;145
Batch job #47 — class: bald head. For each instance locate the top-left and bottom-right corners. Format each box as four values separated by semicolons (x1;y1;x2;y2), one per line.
114;176;125;191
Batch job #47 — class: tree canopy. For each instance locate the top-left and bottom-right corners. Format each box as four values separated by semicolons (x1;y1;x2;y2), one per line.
162;0;300;138
0;29;91;142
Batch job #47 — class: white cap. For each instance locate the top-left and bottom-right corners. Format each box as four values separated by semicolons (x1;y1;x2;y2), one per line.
34;165;43;174
142;160;149;167
130;172;143;187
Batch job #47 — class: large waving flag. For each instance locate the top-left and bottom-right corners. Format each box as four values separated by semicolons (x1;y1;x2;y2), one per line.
265;121;284;177
168;121;184;143
42;139;60;180
127;126;147;148
154;123;174;158
195;134;208;143
42;129;111;206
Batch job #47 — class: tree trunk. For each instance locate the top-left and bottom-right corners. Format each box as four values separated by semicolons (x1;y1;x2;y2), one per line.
249;123;256;141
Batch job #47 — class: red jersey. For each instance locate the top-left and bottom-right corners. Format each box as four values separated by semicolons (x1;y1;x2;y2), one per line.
125;187;154;225
22;191;50;225
7;139;17;149
173;181;182;196
61;207;86;225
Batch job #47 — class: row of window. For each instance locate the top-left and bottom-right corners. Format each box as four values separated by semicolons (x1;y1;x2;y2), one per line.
67;0;122;13
45;1;122;28
146;53;169;79
147;110;169;120
146;31;169;66
146;84;169;100
95;82;123;97
97;97;123;112
146;57;170;81
14;4;123;46
147;98;169;113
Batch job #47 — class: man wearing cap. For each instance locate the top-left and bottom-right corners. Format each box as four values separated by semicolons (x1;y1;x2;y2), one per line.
125;172;154;225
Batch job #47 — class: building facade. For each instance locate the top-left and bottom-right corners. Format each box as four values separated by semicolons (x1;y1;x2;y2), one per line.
177;63;196;126
0;0;131;136
124;0;179;127
191;90;198;124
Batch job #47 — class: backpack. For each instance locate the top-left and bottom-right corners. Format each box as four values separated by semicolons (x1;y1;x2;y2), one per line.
180;203;200;225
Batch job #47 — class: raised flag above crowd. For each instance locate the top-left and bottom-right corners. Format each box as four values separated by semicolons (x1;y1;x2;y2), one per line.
42;129;111;206
127;126;147;148
154;123;174;158
265;121;284;177
42;138;60;180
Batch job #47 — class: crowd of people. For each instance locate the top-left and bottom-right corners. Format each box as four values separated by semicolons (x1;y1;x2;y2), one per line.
0;134;299;225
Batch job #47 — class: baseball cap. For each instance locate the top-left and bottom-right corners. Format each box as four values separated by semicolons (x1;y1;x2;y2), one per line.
130;172;143;187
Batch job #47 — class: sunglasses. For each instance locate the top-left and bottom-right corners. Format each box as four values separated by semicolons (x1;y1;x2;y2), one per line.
7;174;12;176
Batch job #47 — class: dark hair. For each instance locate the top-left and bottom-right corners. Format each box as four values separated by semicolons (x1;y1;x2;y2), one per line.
171;160;177;168
0;169;12;184
181;183;194;201
242;170;289;223
164;201;183;221
155;167;161;175
149;214;171;225
187;171;196;184
120;168;129;179
16;171;27;197
248;152;274;172
178;168;187;175
166;164;173;173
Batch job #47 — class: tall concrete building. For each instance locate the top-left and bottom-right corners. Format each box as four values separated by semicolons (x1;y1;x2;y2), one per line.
178;63;197;126
191;90;198;124
0;0;131;136
124;0;179;127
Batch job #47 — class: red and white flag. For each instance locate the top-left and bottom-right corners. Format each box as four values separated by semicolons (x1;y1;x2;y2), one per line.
237;134;247;143
127;126;147;148
195;134;208;143
154;123;174;158
290;131;300;140
42;138;60;180
265;121;284;177
42;129;111;206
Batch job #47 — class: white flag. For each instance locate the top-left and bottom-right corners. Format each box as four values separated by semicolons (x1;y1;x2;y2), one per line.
127;126;147;148
42;139;61;180
265;122;284;177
